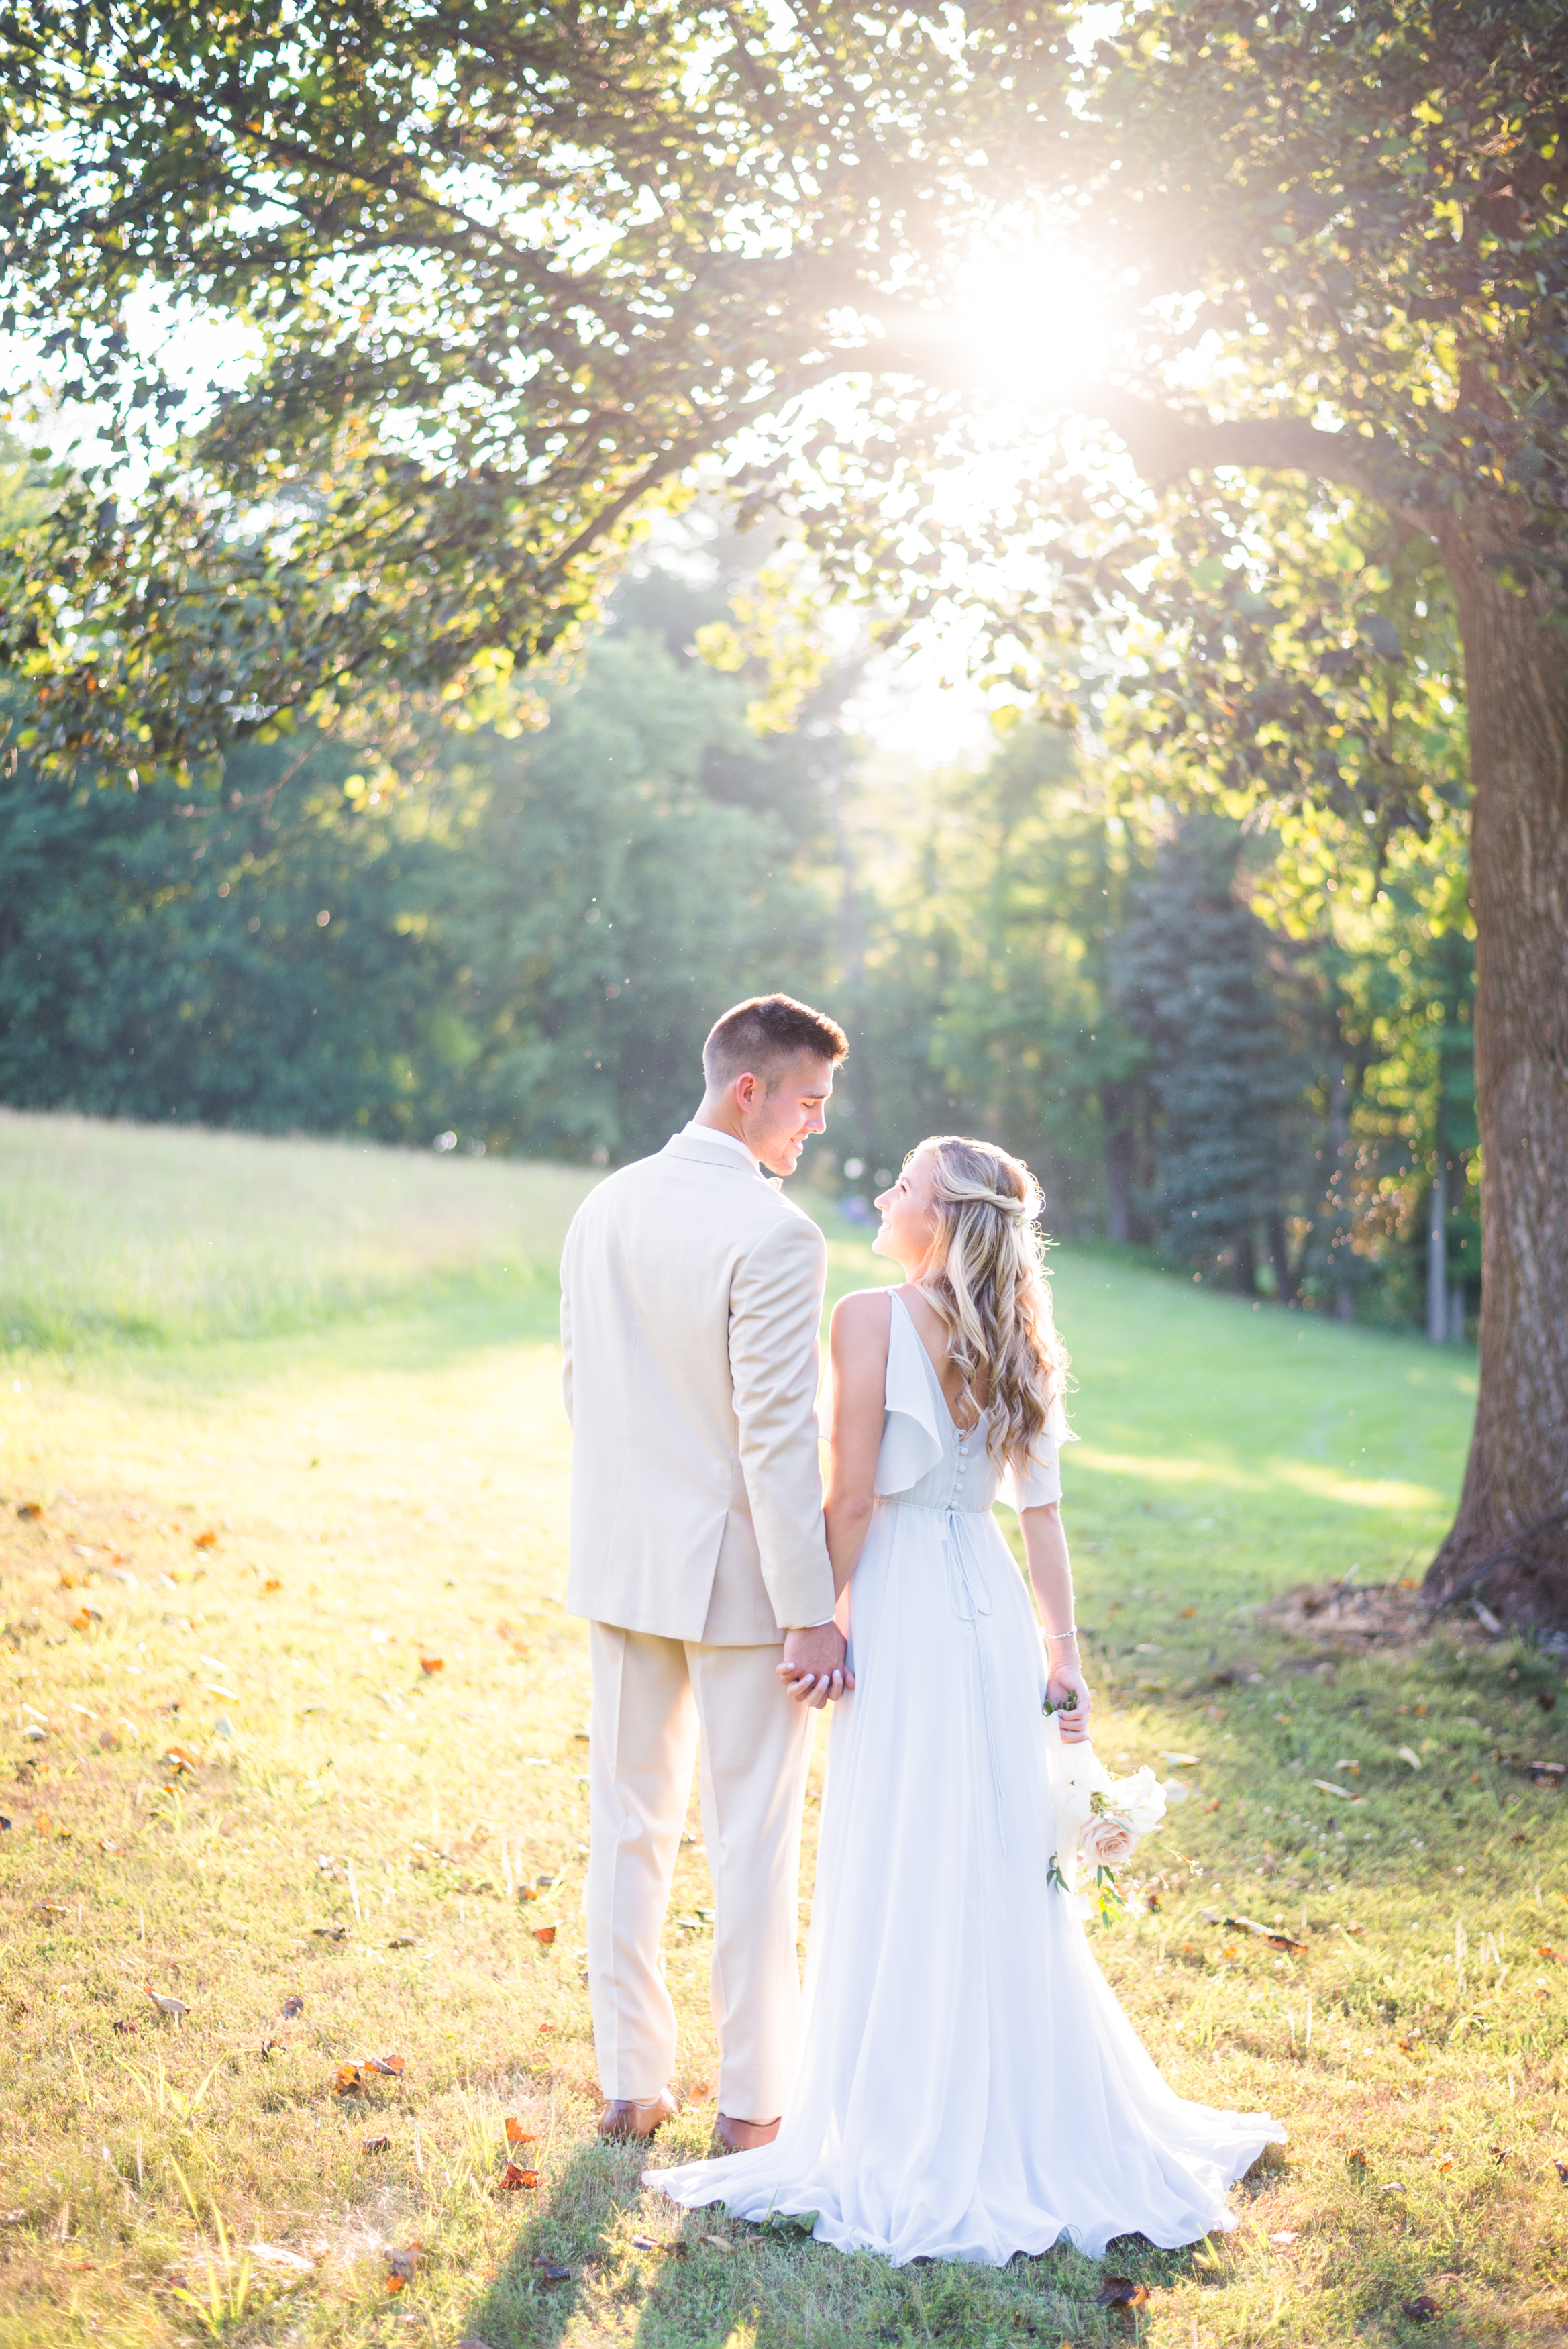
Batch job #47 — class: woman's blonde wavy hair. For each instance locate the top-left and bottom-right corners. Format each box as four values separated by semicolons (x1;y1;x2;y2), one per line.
910;1134;1069;1474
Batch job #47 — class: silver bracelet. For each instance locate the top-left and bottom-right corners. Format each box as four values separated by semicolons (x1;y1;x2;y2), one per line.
1043;1626;1079;1644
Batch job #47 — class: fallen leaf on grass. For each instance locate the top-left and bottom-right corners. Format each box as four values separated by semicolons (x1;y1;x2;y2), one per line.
1536;1946;1566;1964
505;2119;536;2146
1438;2158;1452;2173
34;1813;53;1837
334;2064;364;2095
687;2077;715;2101
365;2054;406;2077
263;1578;282;1594
388;1932;419;1949
1311;1780;1359;1801
385;2245;419;2293
532;2258;572;2283
34;1900;66;1923
1224;1913;1306;1953
312;1923;349;1942
496;2165;539;2192
700;2235;734;2255
419;1656;443;1675
1347;2148;1368;2172
281;1994;305;2018
533;1926;556;1946
164;1746;200;1772
1401;2295;1439;2323
193;1530;217;1550
363;2136;391;2154
1096;2278;1150;2309
1397;1745;1423;1770
70;1608;97;1633
144;1988;188;2020
17;1502;46;1521
111;2019;137;2036
1267;2231;1298;2247
97;1838;124;1855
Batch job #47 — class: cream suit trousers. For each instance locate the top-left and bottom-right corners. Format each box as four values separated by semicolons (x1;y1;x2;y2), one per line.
586;1622;814;2121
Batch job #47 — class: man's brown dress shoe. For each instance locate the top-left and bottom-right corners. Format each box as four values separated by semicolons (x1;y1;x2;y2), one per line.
713;2112;780;2153
598;2091;677;2141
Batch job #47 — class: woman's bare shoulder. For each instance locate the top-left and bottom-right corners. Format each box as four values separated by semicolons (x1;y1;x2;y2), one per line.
829;1285;895;1342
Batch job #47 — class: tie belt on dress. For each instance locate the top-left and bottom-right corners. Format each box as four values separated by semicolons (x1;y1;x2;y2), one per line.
880;1499;1007;1848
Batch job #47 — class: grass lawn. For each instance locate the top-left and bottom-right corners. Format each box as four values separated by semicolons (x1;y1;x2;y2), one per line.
1;1109;1565;2349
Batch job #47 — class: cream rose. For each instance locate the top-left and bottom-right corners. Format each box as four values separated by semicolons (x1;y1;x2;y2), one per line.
1080;1814;1135;1870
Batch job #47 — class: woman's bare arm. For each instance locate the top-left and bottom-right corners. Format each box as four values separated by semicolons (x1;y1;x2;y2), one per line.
823;1289;892;1597
1019;1502;1092;1743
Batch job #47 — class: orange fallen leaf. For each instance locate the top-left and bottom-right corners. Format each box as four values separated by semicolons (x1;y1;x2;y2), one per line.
385;2244;419;2292
533;1926;556;1946
505;2119;536;2146
17;1501;45;1521
1096;2277;1150;2309
419;1656;443;1675
70;1609;93;1633
496;2164;539;2192
165;1746;200;1771
1178;1605;1196;1618
1438;2159;1453;2172
263;1577;282;1594
34;1813;52;1837
193;1530;217;1550
364;2054;406;2077
333;2064;364;2096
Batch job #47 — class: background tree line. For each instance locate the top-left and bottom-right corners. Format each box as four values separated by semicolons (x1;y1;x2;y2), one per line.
0;528;1476;1338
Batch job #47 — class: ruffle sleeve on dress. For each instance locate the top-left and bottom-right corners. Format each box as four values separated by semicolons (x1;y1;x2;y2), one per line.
996;1395;1069;1512
873;1295;947;1495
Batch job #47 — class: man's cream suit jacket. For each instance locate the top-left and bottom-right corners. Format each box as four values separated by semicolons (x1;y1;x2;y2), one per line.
560;1128;837;1646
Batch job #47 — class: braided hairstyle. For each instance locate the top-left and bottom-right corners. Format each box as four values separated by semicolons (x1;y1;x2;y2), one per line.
910;1134;1070;1475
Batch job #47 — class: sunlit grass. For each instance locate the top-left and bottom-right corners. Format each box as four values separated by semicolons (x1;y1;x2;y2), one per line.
1;1113;1563;2349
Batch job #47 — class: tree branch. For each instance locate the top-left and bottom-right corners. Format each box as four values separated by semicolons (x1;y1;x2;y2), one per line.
1088;388;1414;509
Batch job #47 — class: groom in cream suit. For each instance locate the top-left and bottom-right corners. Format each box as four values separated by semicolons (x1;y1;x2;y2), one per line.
560;994;851;2151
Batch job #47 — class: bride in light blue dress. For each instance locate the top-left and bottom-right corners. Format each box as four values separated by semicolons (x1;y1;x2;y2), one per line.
646;1134;1281;2265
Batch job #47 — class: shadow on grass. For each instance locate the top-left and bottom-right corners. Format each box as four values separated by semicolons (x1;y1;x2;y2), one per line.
456;2142;1282;2348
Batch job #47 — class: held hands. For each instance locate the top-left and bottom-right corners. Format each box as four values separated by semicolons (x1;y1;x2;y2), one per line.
778;1621;855;1709
1046;1658;1093;1744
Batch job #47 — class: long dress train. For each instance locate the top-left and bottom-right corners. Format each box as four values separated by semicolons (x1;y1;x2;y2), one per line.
645;1291;1282;2264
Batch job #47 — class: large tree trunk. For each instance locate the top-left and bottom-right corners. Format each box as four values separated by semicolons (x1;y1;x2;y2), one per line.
1425;540;1568;1623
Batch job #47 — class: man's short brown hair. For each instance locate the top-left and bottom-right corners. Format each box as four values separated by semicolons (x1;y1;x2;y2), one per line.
702;994;849;1089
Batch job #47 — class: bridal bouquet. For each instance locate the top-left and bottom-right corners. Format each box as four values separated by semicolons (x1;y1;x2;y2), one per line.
1044;1723;1167;1926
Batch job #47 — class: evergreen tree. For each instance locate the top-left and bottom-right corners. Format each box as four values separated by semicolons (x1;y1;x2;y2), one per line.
1112;817;1304;1292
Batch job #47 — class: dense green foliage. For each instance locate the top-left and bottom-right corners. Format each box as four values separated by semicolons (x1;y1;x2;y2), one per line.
0;597;829;1163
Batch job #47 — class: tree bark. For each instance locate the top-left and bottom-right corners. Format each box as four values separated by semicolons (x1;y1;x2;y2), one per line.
1426;535;1568;1621
1427;1156;1449;1346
